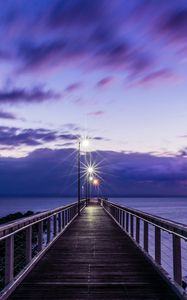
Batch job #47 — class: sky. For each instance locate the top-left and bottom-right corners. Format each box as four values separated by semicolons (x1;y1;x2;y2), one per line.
1;0;187;196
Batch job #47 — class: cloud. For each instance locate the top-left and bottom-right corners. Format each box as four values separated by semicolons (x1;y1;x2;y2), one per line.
59;133;79;140
0;1;185;84
130;68;180;87
96;77;113;88
88;111;105;117
0;86;60;104
159;9;187;41
64;82;82;92
48;0;103;28
0;126;79;147
10;1;155;78
63;123;82;131
0;110;16;119
0;148;187;196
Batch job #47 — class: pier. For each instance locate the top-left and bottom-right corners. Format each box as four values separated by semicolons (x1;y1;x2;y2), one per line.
0;199;186;299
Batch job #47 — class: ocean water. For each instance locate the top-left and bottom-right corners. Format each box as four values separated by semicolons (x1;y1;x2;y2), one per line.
0;197;75;218
112;197;187;225
0;197;186;224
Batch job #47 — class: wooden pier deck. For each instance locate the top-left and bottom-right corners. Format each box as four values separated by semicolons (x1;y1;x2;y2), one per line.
9;202;180;300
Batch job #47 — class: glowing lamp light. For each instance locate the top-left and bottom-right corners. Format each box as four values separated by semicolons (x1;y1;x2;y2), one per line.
87;166;94;174
81;138;90;149
93;178;99;186
89;176;94;182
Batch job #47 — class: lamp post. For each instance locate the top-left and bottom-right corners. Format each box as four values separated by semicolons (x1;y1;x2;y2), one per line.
87;166;94;201
78;140;81;215
77;138;89;215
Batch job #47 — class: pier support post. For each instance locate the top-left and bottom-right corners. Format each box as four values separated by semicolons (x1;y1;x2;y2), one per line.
5;236;14;285
53;215;57;237
173;235;182;285
126;213;129;233
136;218;140;244
130;215;134;237
47;218;51;244
38;221;43;252
58;213;62;232
155;227;161;265
144;221;148;252
26;226;32;264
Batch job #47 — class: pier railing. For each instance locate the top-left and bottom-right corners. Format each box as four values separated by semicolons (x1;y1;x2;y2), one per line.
0;199;86;299
100;199;187;297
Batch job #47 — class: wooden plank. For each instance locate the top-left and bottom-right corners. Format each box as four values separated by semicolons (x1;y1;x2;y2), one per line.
9;203;180;300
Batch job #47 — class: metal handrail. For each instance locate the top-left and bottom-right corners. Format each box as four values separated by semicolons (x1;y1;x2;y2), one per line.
100;199;187;299
0;199;87;300
101;200;187;239
0;200;87;240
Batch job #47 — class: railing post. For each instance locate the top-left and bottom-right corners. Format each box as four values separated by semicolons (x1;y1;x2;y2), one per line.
144;221;148;252
112;206;114;217
155;227;161;265
62;211;65;228
136;217;140;244
38;221;43;252
65;210;67;226
47;218;51;244
53;214;57;236
126;213;129;233
5;236;14;285
26;226;32;264
173;235;182;285
68;207;71;223
122;211;125;228
130;215;134;237
58;212;62;232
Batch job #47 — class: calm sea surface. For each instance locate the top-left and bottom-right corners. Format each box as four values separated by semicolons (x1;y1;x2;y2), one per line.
0;197;187;224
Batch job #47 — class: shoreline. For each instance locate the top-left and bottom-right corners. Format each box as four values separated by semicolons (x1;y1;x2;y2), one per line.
0;211;34;226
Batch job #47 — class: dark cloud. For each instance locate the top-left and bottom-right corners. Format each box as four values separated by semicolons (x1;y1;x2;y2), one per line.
0;148;187;196
0;110;16;120
160;9;187;39
12;1;155;78
59;134;79;140
0;126;79;147
48;0;103;28
0;86;60;104
18;39;68;72
93;136;109;141
0;1;185;85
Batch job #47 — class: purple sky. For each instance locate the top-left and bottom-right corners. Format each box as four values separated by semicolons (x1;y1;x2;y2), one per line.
1;0;187;196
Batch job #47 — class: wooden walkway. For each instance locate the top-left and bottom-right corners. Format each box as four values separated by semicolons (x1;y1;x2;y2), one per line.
9;202;180;300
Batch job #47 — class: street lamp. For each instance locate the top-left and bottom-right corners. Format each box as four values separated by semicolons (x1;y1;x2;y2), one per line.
85;164;95;201
87;166;94;174
93;178;99;186
77;137;89;216
89;175;94;182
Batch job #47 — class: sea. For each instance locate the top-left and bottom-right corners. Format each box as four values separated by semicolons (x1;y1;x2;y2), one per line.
0;197;187;224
